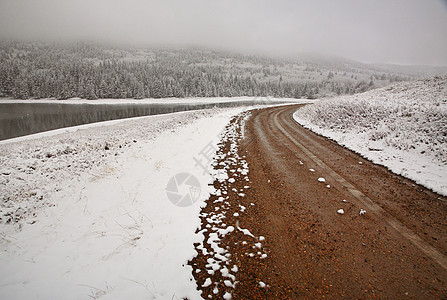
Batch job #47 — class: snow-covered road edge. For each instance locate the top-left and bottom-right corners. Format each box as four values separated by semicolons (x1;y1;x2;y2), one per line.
0;107;246;299
295;112;446;196
292;78;447;196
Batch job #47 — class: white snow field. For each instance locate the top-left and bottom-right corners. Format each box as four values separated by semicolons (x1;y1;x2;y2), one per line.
0;104;271;299
294;76;447;196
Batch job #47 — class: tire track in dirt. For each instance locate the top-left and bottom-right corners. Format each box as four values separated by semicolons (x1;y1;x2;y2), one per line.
273;108;447;271
191;104;447;299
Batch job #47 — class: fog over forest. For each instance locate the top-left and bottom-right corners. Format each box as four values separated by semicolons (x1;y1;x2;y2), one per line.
1;0;447;66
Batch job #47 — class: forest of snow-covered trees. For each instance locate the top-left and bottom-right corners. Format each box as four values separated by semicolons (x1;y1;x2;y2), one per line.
0;41;414;100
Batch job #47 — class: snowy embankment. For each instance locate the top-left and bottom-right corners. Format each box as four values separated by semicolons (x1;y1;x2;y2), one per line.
0;105;264;299
293;76;447;196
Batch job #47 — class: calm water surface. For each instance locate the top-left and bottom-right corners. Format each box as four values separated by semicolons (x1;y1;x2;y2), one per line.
0;100;277;140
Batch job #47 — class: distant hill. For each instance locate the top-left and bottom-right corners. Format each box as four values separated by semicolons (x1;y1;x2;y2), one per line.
1;41;446;100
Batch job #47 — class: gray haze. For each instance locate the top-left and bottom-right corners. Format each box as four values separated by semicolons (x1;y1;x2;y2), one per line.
1;0;447;66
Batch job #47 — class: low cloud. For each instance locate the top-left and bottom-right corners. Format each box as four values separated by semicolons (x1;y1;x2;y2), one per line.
0;0;446;65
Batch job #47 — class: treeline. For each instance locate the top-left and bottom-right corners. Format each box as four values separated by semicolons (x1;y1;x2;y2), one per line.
0;42;389;100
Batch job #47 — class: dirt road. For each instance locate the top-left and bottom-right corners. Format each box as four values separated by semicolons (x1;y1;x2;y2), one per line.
191;104;447;299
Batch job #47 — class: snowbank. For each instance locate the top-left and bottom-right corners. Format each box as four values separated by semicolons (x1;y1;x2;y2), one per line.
293;76;447;196
0;107;251;299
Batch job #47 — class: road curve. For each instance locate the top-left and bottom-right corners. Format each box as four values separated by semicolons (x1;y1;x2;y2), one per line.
192;104;447;299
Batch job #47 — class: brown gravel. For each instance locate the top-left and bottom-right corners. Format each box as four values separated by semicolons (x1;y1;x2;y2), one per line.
190;104;447;299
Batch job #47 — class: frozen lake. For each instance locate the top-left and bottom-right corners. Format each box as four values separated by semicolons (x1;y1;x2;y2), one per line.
0;99;280;140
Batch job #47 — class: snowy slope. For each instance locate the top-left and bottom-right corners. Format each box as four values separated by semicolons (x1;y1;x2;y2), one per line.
293;76;447;196
0;106;255;299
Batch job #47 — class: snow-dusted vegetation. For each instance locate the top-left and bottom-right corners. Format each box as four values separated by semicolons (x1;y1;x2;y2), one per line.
294;76;447;195
0;41;425;100
0;109;218;226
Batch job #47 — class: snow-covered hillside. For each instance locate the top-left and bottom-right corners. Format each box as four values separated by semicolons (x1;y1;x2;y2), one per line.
294;76;447;196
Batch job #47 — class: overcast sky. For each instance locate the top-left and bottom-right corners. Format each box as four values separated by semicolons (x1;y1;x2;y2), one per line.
1;0;446;66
